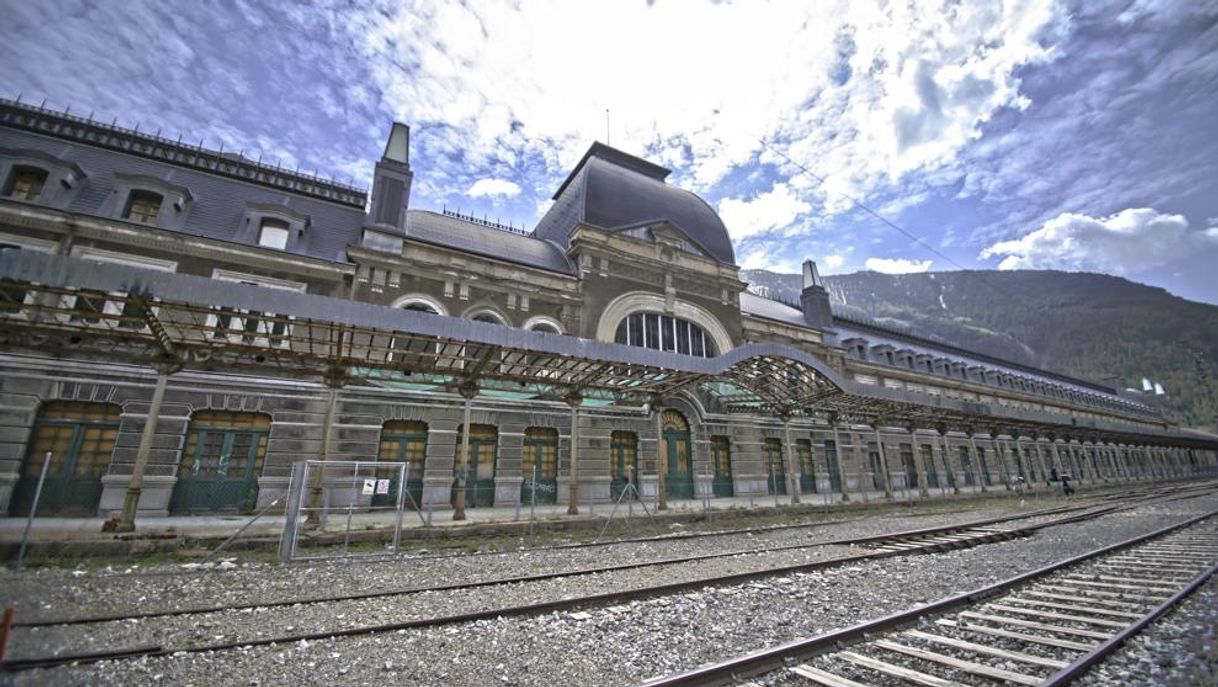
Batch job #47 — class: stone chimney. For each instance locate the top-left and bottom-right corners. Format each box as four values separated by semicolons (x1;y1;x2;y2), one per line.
800;260;836;335
367;122;412;229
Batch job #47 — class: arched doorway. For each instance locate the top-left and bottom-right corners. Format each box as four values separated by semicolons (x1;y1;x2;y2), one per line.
796;438;816;493
522;427;558;504
661;409;693;499
610;431;639;500
10;401;121;516
711;435;733;497
170;411;270;514
455;424;497;507
377;420;427;509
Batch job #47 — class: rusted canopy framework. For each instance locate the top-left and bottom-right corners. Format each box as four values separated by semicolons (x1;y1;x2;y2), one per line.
1;251;1214;450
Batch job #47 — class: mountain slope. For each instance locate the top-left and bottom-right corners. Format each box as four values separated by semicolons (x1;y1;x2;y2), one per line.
741;268;1218;427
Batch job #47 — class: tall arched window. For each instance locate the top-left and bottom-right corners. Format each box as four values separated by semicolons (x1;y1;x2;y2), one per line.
613;312;715;357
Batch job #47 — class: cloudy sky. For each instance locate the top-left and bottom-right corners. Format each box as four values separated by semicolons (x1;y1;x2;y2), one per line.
3;0;1216;303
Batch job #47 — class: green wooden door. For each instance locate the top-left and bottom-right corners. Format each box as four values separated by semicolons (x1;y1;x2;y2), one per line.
921;445;939;488
977;447;992;486
826;440;843;492
959;447;975;486
9;402;120;516
610;432;639;500
797;439;816;493
376;422;426;509
170;419;268;514
711;436;733;497
765;438;786;495
664;430;694;499
455;424;497;507
521;428;558;505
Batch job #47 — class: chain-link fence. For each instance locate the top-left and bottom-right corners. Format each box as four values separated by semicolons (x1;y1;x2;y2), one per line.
278;460;413;562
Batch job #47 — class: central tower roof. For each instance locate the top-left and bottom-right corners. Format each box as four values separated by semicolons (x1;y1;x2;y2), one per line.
533;142;736;265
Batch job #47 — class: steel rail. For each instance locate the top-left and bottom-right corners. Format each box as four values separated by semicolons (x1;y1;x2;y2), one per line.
11;499;1108;628
634;508;1218;687
1040;560;1218;685
2;489;1207;674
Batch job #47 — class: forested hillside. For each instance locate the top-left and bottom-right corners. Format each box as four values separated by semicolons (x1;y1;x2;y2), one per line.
741;269;1218;428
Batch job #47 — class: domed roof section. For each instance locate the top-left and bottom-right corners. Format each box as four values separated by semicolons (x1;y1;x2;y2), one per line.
533;143;735;265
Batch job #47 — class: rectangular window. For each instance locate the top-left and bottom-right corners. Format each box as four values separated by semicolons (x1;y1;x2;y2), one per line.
123;191;163;223
628;313;644;347
675;319;691;355
690;328;704;357
258;220;290;249
6;168;48;200
644;313;660;350
662;315;675;351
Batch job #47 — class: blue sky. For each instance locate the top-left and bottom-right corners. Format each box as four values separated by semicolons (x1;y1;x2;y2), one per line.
3;0;1216;304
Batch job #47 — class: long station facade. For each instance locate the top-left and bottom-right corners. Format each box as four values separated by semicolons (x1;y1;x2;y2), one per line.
1;97;1216;521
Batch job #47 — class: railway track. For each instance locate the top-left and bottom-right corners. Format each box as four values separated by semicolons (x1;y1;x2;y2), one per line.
639;510;1218;687
5;486;1210;674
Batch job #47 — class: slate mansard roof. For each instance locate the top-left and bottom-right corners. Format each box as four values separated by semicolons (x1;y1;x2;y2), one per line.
533;143;736;265
0;99;368;263
402;210;573;274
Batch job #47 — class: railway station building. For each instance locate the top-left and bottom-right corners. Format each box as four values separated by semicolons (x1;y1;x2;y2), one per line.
1;97;1216;524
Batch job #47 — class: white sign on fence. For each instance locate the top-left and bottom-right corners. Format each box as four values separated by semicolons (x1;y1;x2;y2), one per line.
376;479;390;495
362;479;375;496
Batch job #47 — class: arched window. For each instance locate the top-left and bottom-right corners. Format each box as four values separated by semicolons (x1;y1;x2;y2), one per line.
10;401;121;516
122;190;164;224
404;302;439;315
530;322;560;334
613;312;715;357
4;166;48;201
171;411;271;514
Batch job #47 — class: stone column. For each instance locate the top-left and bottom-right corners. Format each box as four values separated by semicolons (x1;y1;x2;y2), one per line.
452;380;477;521
994;435;1013;489
967;432;986;493
1033;439;1050;488
655;403;667;511
940;430;959;494
874;425;893;500
832;423;850;502
1012;434;1029;488
784;418;800;505
566;393;582;515
116;362;178;532
910;427;929;497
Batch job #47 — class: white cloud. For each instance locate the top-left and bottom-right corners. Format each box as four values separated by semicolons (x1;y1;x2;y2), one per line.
980;208;1218;273
824;254;846;269
718;183;811;241
346;0;1063;203
468;178;522;198
865;257;933;274
739;246;799;274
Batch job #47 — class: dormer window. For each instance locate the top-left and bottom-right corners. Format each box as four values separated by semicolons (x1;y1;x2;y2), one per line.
4;166;48;200
123;190;163;223
258;218;290;250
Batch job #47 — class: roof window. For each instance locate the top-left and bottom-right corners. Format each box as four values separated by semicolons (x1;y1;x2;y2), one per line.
257;218;290;250
4;166;47;201
123;190;163;224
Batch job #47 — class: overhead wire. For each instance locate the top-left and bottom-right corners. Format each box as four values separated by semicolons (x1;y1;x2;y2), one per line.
756;136;973;273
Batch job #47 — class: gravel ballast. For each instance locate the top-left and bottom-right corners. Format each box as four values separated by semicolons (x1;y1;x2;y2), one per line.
10;491;1217;686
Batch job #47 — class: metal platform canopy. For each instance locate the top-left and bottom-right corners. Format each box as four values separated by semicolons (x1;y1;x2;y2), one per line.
1;250;1214;455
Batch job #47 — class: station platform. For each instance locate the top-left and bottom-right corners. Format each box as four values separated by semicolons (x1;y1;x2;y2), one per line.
0;482;1058;560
